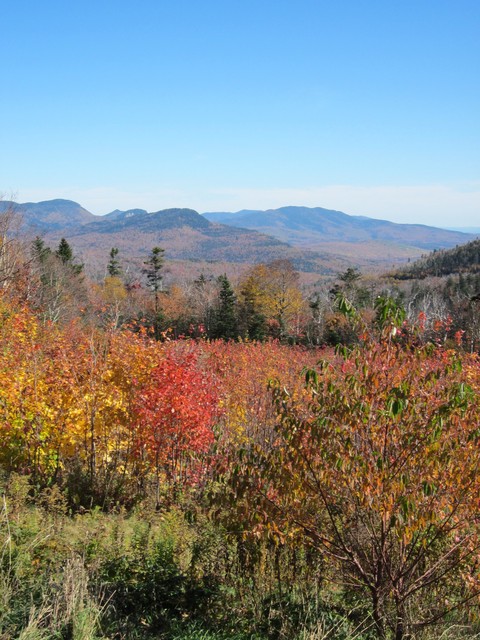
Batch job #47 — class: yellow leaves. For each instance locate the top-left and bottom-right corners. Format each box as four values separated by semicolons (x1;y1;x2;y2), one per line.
237;260;307;336
102;276;127;303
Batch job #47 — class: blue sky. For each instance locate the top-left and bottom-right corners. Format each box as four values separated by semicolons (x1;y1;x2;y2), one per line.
1;0;479;226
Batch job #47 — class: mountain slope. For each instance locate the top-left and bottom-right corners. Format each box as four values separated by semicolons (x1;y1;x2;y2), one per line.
43;207;338;274
203;206;473;250
393;238;480;279
7;199;475;277
103;208;148;221
89;208;212;233
0;199;96;231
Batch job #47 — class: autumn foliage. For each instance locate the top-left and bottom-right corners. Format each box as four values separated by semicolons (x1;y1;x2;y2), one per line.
222;325;480;638
0;295;316;504
2;287;480;637
133;350;220;501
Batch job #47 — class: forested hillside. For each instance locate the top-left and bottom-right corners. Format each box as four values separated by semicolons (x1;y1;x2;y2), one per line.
394;237;480;279
203;205;474;249
4;199;476;275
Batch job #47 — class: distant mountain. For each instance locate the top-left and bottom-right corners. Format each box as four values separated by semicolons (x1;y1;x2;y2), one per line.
203;206;474;251
41;206;336;275
446;227;480;235
7;199;475;277
90;208;213;233
0;199;96;231
103;208;148;221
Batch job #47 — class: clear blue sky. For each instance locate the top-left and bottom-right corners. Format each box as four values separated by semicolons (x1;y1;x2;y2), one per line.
1;0;479;226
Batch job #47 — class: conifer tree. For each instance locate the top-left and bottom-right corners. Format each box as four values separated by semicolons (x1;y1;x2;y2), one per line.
107;247;121;277
56;238;83;274
143;247;165;339
237;274;267;340
31;236;51;264
213;274;238;340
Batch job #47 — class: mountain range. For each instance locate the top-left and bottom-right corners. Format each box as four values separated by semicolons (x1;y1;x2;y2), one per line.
1;199;475;277
203;206;474;251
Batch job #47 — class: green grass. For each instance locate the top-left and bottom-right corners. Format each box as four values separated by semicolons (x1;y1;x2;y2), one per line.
2;473;480;640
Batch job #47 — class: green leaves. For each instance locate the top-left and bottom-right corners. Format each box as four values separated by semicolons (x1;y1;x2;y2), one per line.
374;295;406;332
335;293;360;323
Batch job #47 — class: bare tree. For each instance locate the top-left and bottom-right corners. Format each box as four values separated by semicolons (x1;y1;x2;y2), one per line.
0;200;24;292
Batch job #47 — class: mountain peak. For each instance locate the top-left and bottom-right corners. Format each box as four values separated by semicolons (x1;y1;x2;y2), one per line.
35;198;83;207
0;198;96;230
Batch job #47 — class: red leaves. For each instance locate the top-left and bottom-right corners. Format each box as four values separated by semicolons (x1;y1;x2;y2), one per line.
133;350;220;482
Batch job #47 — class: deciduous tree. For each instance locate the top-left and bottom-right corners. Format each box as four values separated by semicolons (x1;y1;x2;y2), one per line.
226;319;480;638
134;350;219;506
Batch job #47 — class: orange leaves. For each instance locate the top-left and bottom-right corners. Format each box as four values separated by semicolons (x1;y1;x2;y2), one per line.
220;334;480;632
204;340;319;446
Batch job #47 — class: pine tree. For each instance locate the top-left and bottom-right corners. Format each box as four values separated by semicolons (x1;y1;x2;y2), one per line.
213;274;238;340
55;238;83;274
237;279;266;340
143;247;165;339
30;237;85;322
107;247;121;277
31;236;51;263
56;238;73;264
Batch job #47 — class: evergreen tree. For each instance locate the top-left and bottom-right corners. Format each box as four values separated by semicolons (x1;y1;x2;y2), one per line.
194;273;208;288
190;273;217;336
213;274;238;340
55;238;83;274
331;267;371;308
237;289;266;340
107;247;121;277
339;267;362;287
56;238;73;264
30;237;86;322
143;247;165;339
245;307;266;341
31;237;53;294
31;236;51;264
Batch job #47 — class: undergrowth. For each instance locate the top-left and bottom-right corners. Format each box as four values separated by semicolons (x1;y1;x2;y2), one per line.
0;472;478;639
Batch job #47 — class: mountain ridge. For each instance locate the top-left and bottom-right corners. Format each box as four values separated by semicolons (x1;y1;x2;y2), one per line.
202;205;474;250
392;237;480;280
0;198;96;230
2;198;475;276
20;202;336;275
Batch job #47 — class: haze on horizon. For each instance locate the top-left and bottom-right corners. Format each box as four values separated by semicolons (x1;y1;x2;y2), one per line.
1;1;479;228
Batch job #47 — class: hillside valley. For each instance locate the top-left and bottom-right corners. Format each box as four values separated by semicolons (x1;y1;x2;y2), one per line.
1;199;475;279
